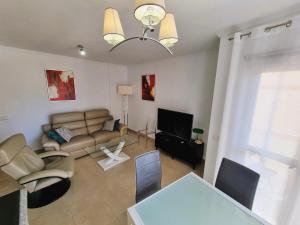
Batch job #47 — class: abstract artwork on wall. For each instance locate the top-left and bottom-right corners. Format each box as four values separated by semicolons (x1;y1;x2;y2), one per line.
142;74;155;101
45;69;76;101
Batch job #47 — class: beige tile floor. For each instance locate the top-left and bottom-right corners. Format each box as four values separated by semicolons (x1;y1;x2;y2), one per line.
25;137;204;225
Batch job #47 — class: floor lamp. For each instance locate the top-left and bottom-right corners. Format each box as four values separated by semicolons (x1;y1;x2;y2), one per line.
117;85;133;125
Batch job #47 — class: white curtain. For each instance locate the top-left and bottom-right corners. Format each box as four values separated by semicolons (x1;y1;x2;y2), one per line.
214;16;300;225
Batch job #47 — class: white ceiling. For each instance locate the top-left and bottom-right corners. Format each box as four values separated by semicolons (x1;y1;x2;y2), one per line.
1;0;300;64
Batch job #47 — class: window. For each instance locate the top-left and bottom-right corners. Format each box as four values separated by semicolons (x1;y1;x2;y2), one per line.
245;71;300;224
249;71;300;165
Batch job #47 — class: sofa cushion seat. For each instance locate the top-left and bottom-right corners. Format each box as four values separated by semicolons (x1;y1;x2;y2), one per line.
60;135;94;153
91;130;120;145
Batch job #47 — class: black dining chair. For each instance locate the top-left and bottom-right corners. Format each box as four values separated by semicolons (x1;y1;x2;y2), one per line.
135;150;162;203
215;158;260;210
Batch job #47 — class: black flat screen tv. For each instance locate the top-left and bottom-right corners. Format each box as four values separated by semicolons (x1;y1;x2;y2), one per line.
157;108;193;140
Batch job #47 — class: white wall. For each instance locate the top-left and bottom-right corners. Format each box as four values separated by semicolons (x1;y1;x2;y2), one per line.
0;46;128;149
127;51;218;157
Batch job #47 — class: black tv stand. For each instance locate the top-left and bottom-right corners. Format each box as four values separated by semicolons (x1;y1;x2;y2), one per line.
155;132;204;169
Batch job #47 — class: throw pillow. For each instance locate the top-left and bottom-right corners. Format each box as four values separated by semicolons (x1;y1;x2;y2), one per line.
55;127;73;142
103;120;115;131
47;129;66;144
113;119;120;131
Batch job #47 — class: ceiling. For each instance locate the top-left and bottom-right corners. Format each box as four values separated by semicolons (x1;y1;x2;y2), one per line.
1;0;300;64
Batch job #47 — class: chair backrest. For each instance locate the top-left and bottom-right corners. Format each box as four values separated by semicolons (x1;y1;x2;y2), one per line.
85;109;113;134
215;158;260;210
135;150;161;203
0;134;44;180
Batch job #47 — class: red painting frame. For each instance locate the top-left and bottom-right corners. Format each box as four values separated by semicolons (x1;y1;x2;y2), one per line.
45;69;76;101
142;74;155;101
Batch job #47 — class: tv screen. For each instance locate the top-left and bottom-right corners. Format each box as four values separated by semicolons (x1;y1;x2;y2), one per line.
157;108;193;140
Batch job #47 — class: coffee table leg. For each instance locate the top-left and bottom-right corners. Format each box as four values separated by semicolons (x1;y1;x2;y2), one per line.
97;141;130;171
114;141;125;156
100;141;126;165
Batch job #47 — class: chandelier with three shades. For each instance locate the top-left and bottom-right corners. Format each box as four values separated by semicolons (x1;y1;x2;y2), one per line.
103;0;178;55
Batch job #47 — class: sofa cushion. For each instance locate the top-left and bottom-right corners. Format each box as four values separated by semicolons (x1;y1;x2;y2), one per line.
91;131;120;145
47;129;66;144
52;114;88;137
55;127;73;142
60;135;95;153
52;121;86;130
85;117;112;134
70;127;88;137
52;112;84;124
85;109;109;119
85;109;113;134
113;119;120;131
103;120;115;131
86;117;111;126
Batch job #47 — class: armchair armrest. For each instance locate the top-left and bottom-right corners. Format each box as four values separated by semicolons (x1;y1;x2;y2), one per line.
119;123;128;136
19;169;69;185
42;134;60;151
38;151;70;159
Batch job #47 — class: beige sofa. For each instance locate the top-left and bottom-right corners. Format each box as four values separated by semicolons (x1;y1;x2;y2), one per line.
42;109;127;158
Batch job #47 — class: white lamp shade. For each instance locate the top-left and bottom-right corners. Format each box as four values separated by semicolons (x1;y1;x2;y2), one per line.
118;85;133;96
134;0;166;26
103;8;125;45
159;13;178;48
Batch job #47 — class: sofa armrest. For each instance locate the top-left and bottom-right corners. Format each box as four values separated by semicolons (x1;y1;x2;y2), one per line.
119;123;128;136
38;151;69;159
42;124;51;133
19;169;69;185
42;134;60;151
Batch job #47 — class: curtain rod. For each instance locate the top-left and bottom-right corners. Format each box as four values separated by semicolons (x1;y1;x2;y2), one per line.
228;20;293;41
264;20;292;32
228;32;252;41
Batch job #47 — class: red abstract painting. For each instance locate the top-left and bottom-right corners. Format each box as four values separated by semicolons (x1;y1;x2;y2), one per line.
142;74;155;101
45;70;76;101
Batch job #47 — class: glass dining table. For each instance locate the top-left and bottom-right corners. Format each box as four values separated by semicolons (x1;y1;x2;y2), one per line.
127;173;270;225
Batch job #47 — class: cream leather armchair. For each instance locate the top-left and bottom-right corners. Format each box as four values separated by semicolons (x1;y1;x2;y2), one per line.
0;133;75;208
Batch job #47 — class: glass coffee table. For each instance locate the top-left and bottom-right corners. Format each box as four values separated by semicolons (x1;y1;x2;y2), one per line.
85;134;138;171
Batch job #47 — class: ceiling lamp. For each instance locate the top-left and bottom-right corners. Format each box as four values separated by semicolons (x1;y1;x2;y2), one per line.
77;45;86;56
103;0;178;55
134;0;166;26
159;13;178;48
103;8;125;46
